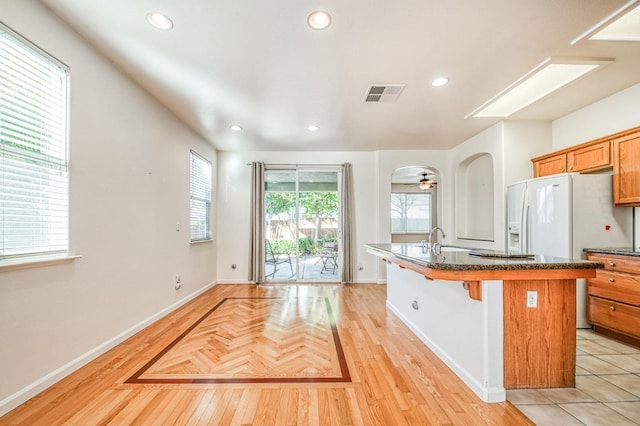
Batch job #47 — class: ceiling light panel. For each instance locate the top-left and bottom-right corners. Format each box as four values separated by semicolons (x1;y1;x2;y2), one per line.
469;59;612;118
591;4;640;41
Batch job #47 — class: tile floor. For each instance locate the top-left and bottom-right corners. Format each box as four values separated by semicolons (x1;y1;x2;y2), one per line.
508;329;640;425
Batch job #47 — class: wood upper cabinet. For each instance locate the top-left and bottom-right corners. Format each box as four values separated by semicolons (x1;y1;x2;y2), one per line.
532;126;640;180
613;131;640;206
533;153;567;177
532;139;611;178
567;140;610;173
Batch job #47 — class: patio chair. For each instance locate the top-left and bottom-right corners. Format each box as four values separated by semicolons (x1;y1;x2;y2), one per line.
265;239;294;279
319;241;338;274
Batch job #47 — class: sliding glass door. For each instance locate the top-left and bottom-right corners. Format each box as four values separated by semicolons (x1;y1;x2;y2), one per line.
264;167;340;282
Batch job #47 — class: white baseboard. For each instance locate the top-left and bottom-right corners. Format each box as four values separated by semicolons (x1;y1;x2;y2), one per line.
0;281;217;417
386;300;505;403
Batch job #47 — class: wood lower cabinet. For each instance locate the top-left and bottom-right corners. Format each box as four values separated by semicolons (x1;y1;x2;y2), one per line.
613;131;640;206
587;253;640;341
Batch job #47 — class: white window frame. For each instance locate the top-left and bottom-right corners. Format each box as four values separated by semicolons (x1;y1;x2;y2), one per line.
189;150;212;242
390;192;433;234
1;22;70;264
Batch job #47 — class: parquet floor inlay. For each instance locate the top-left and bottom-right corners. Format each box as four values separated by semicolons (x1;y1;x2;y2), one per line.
126;297;350;384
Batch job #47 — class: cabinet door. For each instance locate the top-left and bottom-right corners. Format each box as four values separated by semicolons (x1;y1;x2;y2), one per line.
613;133;640;206
567;140;611;173
533;153;566;177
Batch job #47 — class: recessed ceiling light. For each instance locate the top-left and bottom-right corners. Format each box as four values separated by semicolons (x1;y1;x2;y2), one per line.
308;124;320;131
467;57;613;118
431;77;449;87
146;12;173;30
230;124;243;131
307;10;332;30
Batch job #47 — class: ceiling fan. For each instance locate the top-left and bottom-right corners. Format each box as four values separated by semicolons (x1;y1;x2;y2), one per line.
394;168;437;190
418;172;437;190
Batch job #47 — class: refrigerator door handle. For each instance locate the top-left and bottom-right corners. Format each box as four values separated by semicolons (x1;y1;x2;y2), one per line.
522;204;530;254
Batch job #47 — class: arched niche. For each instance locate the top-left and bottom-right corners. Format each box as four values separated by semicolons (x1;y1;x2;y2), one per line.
456;153;494;241
390;166;439;243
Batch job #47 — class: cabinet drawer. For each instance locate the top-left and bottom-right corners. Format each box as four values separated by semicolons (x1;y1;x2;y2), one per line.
589;270;640;306
588;296;640;339
587;253;640;275
567;140;610;172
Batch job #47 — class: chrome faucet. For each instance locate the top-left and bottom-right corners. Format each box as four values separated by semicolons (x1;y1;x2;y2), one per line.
429;227;446;253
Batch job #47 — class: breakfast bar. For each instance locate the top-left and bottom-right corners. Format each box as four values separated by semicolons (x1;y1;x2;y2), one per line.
365;243;602;403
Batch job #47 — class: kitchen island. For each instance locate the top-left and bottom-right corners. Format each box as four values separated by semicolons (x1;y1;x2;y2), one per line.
366;243;602;403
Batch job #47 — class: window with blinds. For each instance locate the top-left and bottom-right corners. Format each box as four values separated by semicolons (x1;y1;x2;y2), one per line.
1;23;70;261
190;150;212;242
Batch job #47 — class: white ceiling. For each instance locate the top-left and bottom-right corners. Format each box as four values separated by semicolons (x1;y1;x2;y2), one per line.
40;0;640;152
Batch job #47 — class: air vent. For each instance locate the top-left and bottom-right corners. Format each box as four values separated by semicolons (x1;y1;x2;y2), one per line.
363;84;405;103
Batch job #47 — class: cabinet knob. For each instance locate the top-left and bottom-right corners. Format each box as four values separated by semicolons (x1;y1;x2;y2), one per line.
610;306;616;311
569;166;573;171
609;277;616;283
561;168;565;172
609;262;616;267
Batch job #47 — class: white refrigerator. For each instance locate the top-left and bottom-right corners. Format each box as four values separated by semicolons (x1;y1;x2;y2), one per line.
507;173;632;328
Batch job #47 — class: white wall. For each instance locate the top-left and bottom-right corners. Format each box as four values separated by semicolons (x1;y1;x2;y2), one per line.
449;121;551;252
450;124;505;250
216;151;378;283
551;83;640;248
552;83;640;151
0;1;217;414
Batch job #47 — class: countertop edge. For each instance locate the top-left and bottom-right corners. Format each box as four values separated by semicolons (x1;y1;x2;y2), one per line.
584;248;640;257
366;244;603;272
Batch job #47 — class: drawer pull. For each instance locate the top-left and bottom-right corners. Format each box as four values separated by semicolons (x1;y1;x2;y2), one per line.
609;261;616;267
609;277;616;283
610;306;616;311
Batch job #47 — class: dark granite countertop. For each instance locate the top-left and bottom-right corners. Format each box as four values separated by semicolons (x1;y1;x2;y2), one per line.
584;247;640;257
366;243;603;271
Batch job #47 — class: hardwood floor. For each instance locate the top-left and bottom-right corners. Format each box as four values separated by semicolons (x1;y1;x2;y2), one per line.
0;284;532;425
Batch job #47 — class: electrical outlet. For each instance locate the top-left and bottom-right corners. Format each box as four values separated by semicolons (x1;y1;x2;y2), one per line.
358;263;363;271
526;290;537;308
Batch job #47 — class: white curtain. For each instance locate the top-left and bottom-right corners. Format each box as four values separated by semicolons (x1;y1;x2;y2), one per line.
340;163;355;283
249;162;265;283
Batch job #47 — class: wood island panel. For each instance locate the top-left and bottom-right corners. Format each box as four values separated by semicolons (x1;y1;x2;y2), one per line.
503;279;576;389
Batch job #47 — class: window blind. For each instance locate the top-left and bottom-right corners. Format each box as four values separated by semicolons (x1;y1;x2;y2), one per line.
0;23;70;259
190;150;211;241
